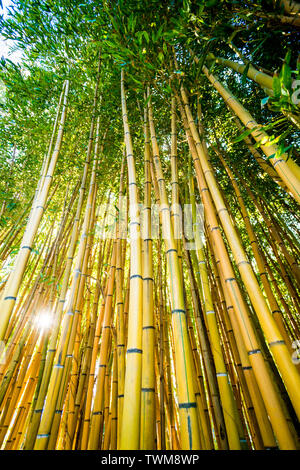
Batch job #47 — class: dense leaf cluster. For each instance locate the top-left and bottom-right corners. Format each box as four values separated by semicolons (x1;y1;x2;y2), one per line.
0;0;299;228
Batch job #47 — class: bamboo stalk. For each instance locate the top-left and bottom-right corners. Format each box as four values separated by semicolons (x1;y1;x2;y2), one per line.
147;88;201;450
0;81;69;341
119;69;143;450
203;66;300;203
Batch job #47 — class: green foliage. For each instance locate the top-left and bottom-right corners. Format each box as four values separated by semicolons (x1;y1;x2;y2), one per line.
0;0;298;232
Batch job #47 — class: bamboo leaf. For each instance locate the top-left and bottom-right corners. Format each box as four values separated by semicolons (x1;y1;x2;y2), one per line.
272;75;281;99
261;96;269;108
158;51;164;62
142;31;149;43
241;62;250;84
232;127;257;143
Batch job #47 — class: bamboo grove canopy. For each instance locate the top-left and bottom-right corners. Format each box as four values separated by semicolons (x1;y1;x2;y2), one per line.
0;0;299;451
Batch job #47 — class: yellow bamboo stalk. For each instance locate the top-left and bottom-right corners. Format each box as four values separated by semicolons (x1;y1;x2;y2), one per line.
80;249;112;449
140;98;156;449
110;348;118;450
175;89;298;449
147;89;201;450
87;242;116;449
0;81;69;341
208;237;278;449
119;69;143;450
179;86;300;427
212;144;294;353
115;156;126;447
231;114;288;192
212;55;273;91
181;246;215;449
188;175;242;449
203;66;300;203
34;103;101;451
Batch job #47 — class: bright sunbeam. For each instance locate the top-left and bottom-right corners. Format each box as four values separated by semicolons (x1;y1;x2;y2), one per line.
35;310;53;332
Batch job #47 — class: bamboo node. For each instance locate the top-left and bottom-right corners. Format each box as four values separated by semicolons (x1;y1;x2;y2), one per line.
21;245;32;251
171;309;186;315
126;348;142;354
269;340;285;347
178;402;197;409
248;349;261;356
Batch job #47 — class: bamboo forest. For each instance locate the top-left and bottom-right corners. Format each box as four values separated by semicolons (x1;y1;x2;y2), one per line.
0;0;300;453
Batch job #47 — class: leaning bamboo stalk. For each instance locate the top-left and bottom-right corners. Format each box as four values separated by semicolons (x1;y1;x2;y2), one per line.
34;84;101;450
207;237;277;449
64;123;101;450
208;220;289;448
80;247;113;450
212;144;294;352
0;197;34;260
22;210;76;448
202;66;300;203
184;243;227;449
35;164;97;449
231;114;288;192
240;176;300;318
29;67;101;449
182;241;216;449
0;324;40;446
1;216;56;356
64;202;97;450
176;98;255;446
0;80;69;341
0;233;56;407
209;53;300;129
188;175;242;449
4;329;44;449
87;241;116;450
34;81;67;205
175;90;298;449
179;86;300;426
208;255;266;449
211;55;273;91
